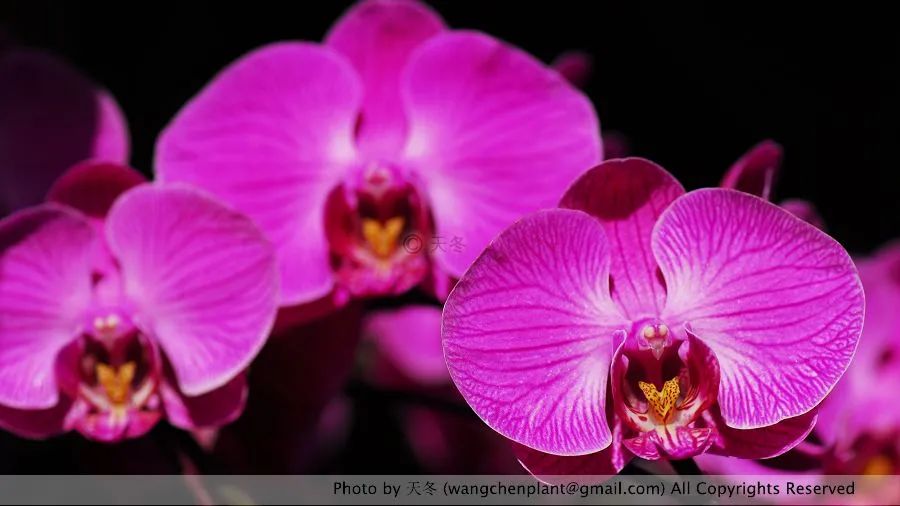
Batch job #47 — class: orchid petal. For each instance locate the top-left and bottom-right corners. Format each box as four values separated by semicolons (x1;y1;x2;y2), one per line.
0;205;93;408
513;418;629;479
709;408;817;459
560;159;684;319
161;374;247;430
47;161;146;218
443;209;624;455
622;426;714;461
325;0;444;157
655;189;864;429
0;49;128;213
156;43;362;305
0;400;71;439
403;31;601;279
105;185;278;396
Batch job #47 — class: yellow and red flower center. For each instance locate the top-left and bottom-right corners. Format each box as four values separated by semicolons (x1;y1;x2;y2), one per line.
324;163;432;296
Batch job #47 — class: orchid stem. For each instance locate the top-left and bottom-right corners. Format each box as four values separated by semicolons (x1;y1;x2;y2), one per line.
671;457;703;475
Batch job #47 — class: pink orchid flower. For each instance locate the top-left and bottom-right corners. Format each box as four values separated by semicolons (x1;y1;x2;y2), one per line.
155;0;601;310
0;46;128;215
0;162;278;442
442;158;864;475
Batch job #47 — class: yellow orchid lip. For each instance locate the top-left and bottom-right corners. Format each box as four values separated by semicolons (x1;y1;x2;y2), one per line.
361;216;406;259
638;377;680;422
95;362;137;406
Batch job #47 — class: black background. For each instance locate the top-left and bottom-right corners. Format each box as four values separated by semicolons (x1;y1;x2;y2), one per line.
2;1;897;253
0;0;898;475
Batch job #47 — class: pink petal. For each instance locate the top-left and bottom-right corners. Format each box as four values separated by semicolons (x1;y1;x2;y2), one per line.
66;399;161;443
513;418;629;479
709;408;817;459
161;374;247;430
325;0;445;157
720;139;782;200
46;161;146;218
622;426;714;460
155;43;363;306
0;205;94;408
655;189;864;429
560;159;685;319
402;32;602;278
0;399;71;439
104;185;279;396
0;49;129;213
443;209;625;455
363;305;448;384
780;199;825;230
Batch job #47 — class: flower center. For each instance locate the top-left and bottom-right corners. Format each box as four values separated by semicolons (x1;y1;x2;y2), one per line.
324;162;432;296
74;312;158;412
361;216;405;259
638;376;680;422
614;321;718;433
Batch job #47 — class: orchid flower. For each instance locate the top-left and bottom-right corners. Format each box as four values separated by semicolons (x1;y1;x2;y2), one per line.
816;243;900;474
442;158;864;475
155;0;601;310
0;46;128;215
0;162;278;442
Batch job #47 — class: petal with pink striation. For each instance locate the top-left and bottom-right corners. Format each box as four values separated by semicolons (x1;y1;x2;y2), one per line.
655;189;864;429
560;159;684;319
402;31;601;278
155;43;362;305
0;205;93;408
105;185;279;396
325;0;445;157
443;209;624;455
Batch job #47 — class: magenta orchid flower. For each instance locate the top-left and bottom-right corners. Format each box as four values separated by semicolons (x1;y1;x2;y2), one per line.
815;242;900;474
155;0;601;310
0;162;278;442
442;158;864;475
0;46;128;215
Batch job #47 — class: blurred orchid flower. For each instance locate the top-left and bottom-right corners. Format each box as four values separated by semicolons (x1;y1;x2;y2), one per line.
0;162;279;442
442;158;864;475
155;0;601;312
722;140;824;228
699;242;900;476
816;243;900;474
0;47;129;215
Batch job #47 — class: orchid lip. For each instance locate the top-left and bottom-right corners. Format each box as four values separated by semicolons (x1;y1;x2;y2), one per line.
616;323;716;435
68;312;161;434
324;162;432;297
